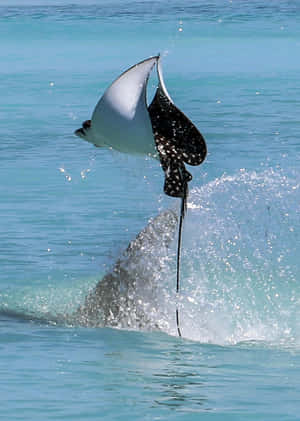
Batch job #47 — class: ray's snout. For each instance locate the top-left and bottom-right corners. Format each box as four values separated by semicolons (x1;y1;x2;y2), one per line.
74;119;91;138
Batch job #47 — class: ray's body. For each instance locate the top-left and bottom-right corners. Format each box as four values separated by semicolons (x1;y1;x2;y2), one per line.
75;56;206;199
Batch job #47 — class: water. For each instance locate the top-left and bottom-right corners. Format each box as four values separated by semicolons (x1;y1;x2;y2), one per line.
1;0;300;419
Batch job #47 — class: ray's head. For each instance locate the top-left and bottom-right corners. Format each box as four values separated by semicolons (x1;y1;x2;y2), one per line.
74;120;99;146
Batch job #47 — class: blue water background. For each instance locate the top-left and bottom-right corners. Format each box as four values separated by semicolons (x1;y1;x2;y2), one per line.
1;1;300;419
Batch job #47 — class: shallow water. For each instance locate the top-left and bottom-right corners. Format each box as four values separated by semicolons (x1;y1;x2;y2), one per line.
1;1;300;419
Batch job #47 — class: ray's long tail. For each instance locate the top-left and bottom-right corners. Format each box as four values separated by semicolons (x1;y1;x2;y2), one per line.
175;182;188;337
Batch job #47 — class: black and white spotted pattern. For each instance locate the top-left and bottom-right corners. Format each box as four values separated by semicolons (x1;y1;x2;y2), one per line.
148;86;207;198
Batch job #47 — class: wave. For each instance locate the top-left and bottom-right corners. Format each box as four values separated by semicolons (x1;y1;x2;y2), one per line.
1;168;299;347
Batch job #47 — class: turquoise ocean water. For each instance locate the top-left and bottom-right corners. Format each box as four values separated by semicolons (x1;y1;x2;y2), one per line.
1;0;300;419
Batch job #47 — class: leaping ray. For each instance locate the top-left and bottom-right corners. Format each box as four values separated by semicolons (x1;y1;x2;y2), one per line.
75;56;207;337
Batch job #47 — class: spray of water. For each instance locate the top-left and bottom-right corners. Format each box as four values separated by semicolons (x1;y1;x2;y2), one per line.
162;168;300;345
74;167;300;346
1;168;299;347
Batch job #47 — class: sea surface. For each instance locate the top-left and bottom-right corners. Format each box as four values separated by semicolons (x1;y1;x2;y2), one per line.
1;0;300;419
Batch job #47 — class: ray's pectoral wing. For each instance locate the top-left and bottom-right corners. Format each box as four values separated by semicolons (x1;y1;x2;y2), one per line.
90;56;157;154
148;63;207;198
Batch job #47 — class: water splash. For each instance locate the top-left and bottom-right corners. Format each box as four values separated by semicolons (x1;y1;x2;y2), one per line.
169;168;300;345
86;167;299;346
0;168;299;347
